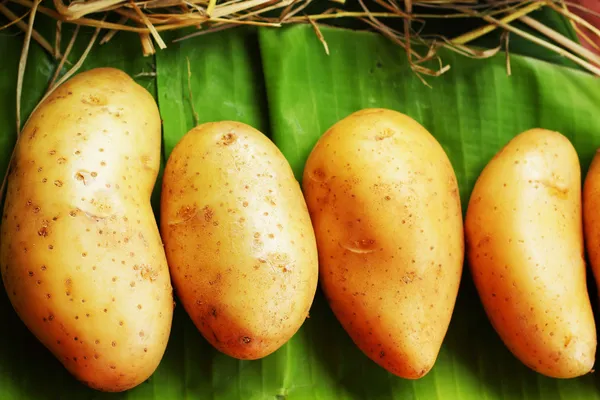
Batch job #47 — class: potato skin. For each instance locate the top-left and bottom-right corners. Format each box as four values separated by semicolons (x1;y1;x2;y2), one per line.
302;108;463;379
584;151;600;298
0;68;173;392
161;121;318;360
465;129;596;378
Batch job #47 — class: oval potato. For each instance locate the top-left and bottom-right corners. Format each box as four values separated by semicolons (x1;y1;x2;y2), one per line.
161;121;318;359
465;128;596;378
584;151;600;300
302;108;464;379
0;68;174;392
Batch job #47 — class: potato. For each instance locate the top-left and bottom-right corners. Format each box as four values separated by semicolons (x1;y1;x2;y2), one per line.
465;129;596;378
0;68;174;392
161;121;318;359
302;108;463;379
584;151;600;300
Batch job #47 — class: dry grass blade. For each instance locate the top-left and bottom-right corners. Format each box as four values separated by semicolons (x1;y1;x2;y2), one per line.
54;20;61;57
520;15;600;66
212;0;272;18
53;0;124;20
130;0;166;48
281;0;313;22
47;24;80;91
504;31;511;76
308;17;329;55
451;1;545;45
549;2;600;45
211;17;280;26
206;0;217;15
460;5;600;75
442;37;502;58
0;3;60;59
100;16;128;44
140;32;156;55
0;7;29;30
563;0;600;20
173;22;234;42
16;0;41;136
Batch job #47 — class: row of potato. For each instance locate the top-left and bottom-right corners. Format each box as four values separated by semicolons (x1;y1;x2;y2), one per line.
0;67;597;392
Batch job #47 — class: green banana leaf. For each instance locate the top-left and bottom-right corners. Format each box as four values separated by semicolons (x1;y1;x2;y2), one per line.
1;9;600;399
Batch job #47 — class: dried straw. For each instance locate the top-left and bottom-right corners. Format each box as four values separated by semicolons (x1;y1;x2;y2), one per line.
0;0;598;78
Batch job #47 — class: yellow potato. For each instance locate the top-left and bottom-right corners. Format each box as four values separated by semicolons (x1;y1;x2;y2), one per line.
302;108;463;379
465;128;596;378
584;151;600;299
161;121;318;360
0;68;173;392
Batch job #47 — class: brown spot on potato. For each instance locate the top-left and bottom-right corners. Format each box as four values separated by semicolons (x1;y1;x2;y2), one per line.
402;272;416;284
375;128;395;140
203;206;213;222
81;93;107;106
140;265;158;282
28;127;38;140
219;132;237;146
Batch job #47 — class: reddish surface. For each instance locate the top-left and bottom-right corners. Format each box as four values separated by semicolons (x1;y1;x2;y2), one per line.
570;0;600;54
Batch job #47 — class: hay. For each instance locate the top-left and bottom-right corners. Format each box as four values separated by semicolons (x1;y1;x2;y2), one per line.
1;0;599;78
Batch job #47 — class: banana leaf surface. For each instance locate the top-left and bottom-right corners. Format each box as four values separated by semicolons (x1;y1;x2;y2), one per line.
0;11;599;400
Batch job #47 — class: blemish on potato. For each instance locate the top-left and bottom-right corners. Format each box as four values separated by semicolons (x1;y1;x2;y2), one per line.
38;226;48;237
241;336;252;344
218;132;237;146
81;93;107;106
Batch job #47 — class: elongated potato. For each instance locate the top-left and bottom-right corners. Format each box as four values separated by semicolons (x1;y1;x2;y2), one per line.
303;108;463;379
465;129;596;378
161;121;318;360
0;68;173;391
584;151;600;297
